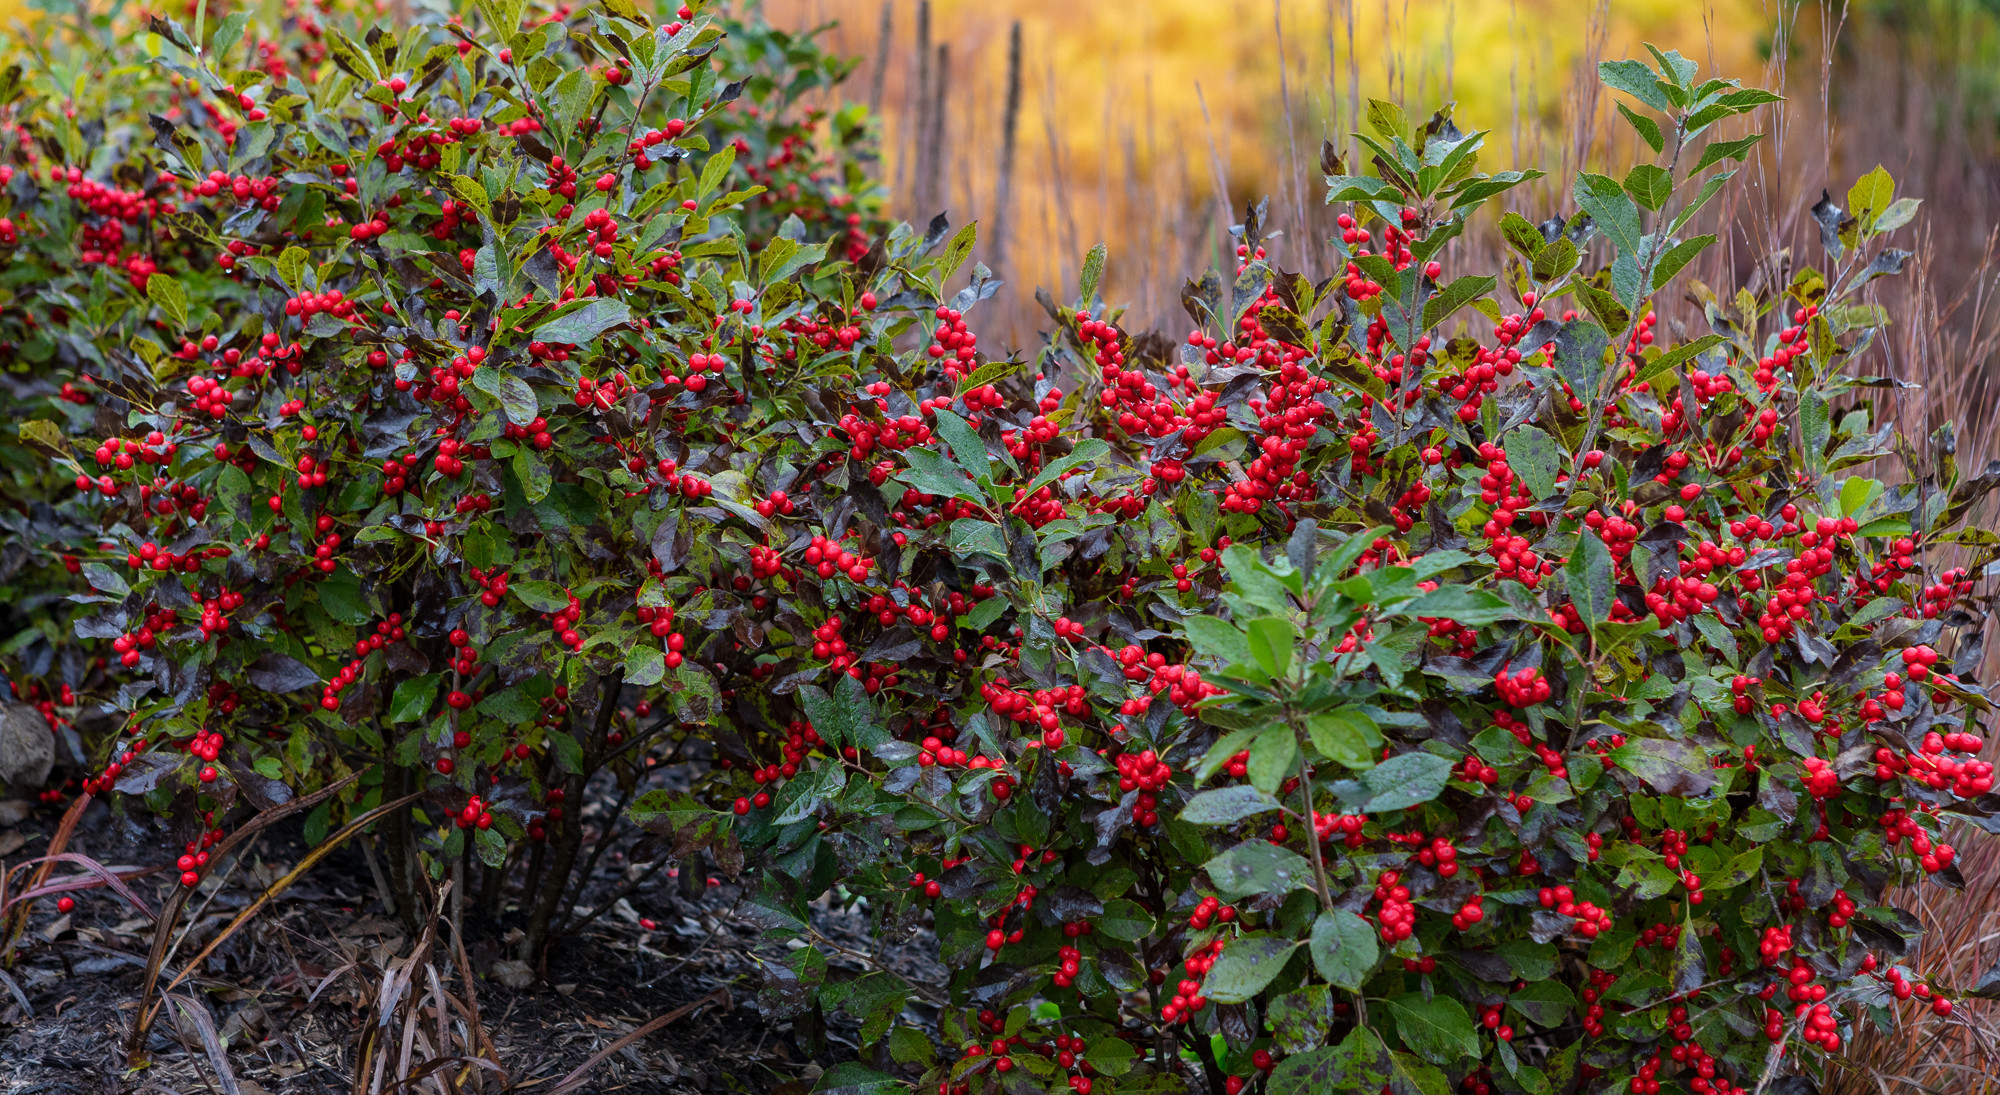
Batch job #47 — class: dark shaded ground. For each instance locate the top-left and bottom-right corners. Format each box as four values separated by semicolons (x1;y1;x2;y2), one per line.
0;796;942;1095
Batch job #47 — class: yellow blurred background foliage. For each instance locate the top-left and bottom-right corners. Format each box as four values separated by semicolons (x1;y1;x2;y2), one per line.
765;0;1775;332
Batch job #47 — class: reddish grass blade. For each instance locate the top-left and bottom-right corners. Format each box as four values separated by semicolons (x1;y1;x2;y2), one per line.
2;854;160;919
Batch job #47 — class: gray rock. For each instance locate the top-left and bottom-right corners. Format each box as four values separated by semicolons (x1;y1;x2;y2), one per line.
0;703;52;790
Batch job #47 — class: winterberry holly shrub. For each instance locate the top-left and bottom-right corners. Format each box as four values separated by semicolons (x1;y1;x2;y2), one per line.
0;0;888;957
4;6;1997;1095
703;53;2000;1095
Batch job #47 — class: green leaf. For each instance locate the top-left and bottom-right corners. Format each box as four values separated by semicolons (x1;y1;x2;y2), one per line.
252;755;285;780
1690;133;1764;175
1645;44;1699;88
209;10;252;58
1531;236;1578;283
1574;172;1641;254
1632;333;1728;389
1651;234;1717;291
146;273;189;329
697;143;736;197
502;446;545;502
963;590;1009;629
1389;1053;1455;1095
797;675;884;751
1202;932;1301;1004
475;826;507;868
1360;751;1453;812
1096;898;1155;942
1204;840;1315;898
1326;174;1403;203
1310;909;1379;991
1268;985;1334;1054
1245;616;1296;678
1400;587;1516;627
1548;317;1610;403
625;643;665;686
887;1025;934;1068
81;562;129;596
1622;163;1674;211
1502;424;1562;500
930;408;990;485
1616;102;1664;154
1306;710;1383;770
1874;196;1922;232
809;1063;899;1095
1848;164;1896;226
448;174;492;215
1077;241;1107;304
1801;389;1830;478
510;580;571;613
1267;1028;1394;1095
1598;59;1674;112
1715;846;1766;887
1084;1037;1136;1077
1615;857;1679;900
1386;993;1479;1065
390;674;439;723
948;520;1008;562
1577;277;1631;332
773;761;841;824
932;222;977;283
1197;726;1262;783
758;236;829;284
495;371;538;427
1567;529;1616;632
1022;438;1110;497
894;446;981;502
1838;475;1883;520
1181;785;1284;825
1193;427;1246;457
1499;212;1545;259
1671;170;1738;235
1497;940;1558;980
15;419;63;453
1609;737;1717;796
318;567;372;624
1509;981;1577;1028
1365;98;1409;140
1718;86;1784;109
1184;615;1252;666
1691;613;1738;666
1248;723;1299;795
1421;274;1497;331
533;298;630;345
275;245;309;290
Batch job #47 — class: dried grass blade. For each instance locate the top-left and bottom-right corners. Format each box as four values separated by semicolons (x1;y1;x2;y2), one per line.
448;920;504;1085
309;960;361;1005
0;965;32;1017
541;987;728;1095
132;769;369;1061
170;993;244;1095
380;1056;499;1095
139;789;421;1047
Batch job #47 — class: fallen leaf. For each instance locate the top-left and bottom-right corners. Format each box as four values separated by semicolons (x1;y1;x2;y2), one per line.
490;959;533;988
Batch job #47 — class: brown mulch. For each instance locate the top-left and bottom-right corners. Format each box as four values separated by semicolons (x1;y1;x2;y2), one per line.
0;796;939;1095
